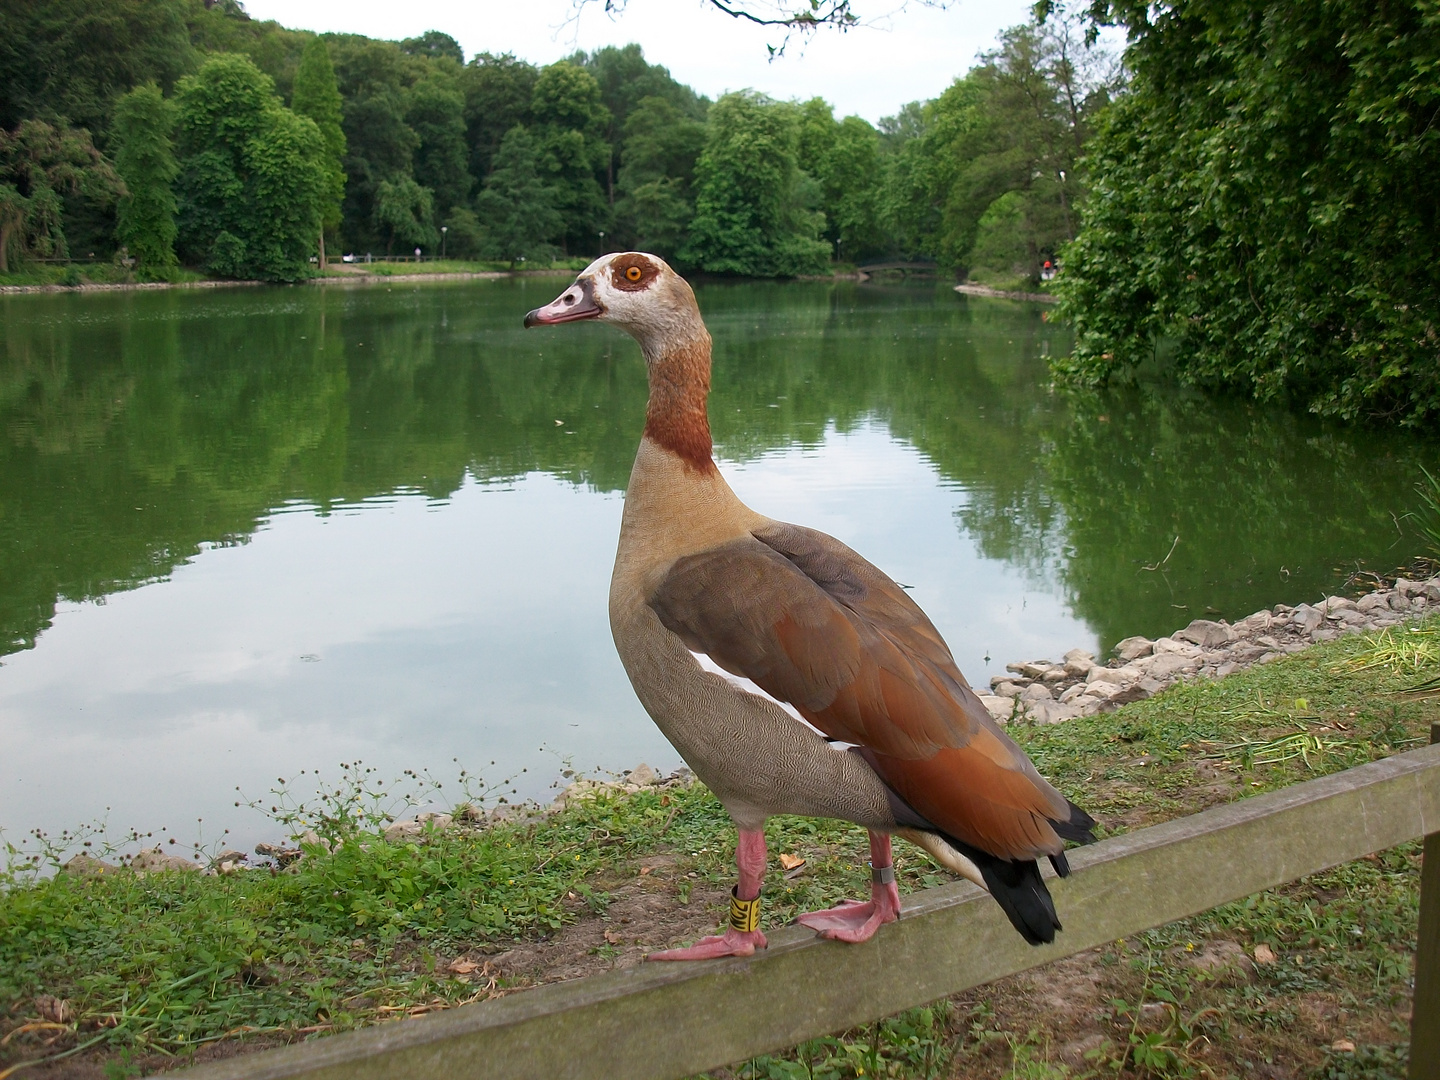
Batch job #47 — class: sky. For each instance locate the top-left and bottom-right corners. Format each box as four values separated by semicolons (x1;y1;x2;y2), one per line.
239;0;1044;123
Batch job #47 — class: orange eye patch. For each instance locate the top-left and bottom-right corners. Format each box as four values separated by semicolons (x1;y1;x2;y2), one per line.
625;266;642;282
611;255;657;291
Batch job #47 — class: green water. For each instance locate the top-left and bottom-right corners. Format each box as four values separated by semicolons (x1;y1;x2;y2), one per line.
0;278;1431;845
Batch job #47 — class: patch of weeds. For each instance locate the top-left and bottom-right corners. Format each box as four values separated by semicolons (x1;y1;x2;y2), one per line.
730;1004;954;1080
1314;1043;1409;1080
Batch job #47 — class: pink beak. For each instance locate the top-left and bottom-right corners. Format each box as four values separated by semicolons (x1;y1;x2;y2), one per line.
524;278;602;327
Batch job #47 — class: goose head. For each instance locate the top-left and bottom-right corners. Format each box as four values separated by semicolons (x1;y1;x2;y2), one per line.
523;252;705;355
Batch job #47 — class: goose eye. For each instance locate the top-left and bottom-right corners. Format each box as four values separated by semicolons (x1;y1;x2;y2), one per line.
625;266;642;282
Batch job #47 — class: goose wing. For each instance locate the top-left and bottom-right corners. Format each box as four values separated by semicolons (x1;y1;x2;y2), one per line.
648;521;1077;860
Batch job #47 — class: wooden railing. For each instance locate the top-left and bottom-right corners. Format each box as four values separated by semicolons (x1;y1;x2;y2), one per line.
171;727;1440;1080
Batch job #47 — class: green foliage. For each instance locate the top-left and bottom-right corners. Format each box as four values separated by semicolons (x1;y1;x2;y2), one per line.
1056;0;1440;426
0;0;195;134
473;126;561;263
877;16;1115;279
407;76;471;218
613;96;707;257
400;30;464;66
112;83;177;273
0;120;124;274
683;92;831;276
458;53;537;183
372;176;438;253
174;54;327;280
1407;465;1440;561
530;61;612;254
291;37;347;240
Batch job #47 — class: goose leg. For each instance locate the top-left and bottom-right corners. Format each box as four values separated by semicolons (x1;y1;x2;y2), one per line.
647;828;770;960
796;830;902;943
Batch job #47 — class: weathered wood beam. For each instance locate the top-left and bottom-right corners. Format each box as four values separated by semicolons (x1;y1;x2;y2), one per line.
170;742;1440;1080
1410;722;1440;1080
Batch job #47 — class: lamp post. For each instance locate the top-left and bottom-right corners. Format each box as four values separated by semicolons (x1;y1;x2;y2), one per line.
441;226;447;259
599;230;605;255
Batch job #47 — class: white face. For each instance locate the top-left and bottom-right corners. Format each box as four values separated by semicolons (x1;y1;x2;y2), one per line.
523;253;703;349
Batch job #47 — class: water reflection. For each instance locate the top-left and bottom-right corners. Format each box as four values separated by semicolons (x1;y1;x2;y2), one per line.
0;279;1431;846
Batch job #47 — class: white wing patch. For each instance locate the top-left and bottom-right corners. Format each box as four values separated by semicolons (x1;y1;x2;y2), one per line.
690;650;813;727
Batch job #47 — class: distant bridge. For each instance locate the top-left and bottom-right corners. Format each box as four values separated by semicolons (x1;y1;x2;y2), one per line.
855;261;941;279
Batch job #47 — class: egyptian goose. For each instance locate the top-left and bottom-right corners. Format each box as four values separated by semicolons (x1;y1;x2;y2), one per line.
525;253;1094;959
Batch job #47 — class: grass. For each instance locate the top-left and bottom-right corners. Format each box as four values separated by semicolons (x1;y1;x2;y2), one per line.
0;263;207;288
2;616;1437;1078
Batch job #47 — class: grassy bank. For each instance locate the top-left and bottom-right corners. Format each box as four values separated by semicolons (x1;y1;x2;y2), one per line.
0;264;209;289
2;618;1437;1079
315;257;589;278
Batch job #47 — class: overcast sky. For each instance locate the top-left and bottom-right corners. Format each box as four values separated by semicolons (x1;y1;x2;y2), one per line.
240;0;1044;123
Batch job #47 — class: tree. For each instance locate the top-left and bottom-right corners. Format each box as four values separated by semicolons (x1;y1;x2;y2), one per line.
614;96;707;256
0;120;123;273
407;76;471;217
174;54;327;280
401;31;464;65
530;62;612;254
331;36;422;253
0;0;195;134
373;176;437;253
1055;0;1440;426
795;99;886;262
291;36;346;266
112;83;177;272
458;53;537;183
682;92;830;276
473;125;561;264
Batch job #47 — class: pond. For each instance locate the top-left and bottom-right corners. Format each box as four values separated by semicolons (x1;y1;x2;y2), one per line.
0;278;1430;853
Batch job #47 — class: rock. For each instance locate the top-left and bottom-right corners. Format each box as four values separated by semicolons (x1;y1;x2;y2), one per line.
454;803;483;823
1105;683;1154;707
1356;591;1391;614
34;995;73;1024
299;830;331;852
1021;682;1055;702
1320;595;1357;613
1311;628;1339;643
62;854;120;877
992;680;1022;698
624;763;659;787
209;849;249;874
1234;610;1273;633
1113;636;1154;661
1174;619;1237;649
1291;604;1324;633
131;847;199;874
990;674;1014;690
416;811;454;830
1063;647;1094;665
1027;699;1083;724
1331;608;1368;625
384;820;424;841
1153;636;1202;657
1058;683;1088;703
978;695;1014;723
1424;578;1440;602
1395;578;1421;599
1255;634;1282;650
1216;661;1238;678
1141;652;1194;680
254;842;302;866
1006;661;1052;679
1253;942;1277;965
1040;667;1068;683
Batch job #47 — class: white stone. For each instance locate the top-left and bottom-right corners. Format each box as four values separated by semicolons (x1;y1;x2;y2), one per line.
1021;682;1055;702
978;695;1014;723
1113;636;1154;661
1153;637;1202;657
1356;591;1391;614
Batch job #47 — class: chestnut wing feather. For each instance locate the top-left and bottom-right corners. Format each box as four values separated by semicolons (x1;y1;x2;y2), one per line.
647;522;1074;857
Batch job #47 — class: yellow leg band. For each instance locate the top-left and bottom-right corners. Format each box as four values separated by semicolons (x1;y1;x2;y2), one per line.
729;889;761;933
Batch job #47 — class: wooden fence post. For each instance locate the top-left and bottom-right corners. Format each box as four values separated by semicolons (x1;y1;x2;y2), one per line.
1412;721;1440;1080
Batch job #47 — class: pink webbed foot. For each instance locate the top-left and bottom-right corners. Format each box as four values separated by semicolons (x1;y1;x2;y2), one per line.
797;830;903;944
796;880;902;943
646;927;769;961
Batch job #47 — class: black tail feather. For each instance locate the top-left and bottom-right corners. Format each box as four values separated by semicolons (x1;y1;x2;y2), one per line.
1051;799;1098;844
938;831;1062;946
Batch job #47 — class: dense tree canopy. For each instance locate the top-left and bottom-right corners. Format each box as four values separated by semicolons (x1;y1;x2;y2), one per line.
1056;0;1440;427
174;54;327;280
291;36;346;259
0;121;123;273
113;83;178;272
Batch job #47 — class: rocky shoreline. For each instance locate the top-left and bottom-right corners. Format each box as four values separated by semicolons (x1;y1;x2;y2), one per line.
977;575;1440;726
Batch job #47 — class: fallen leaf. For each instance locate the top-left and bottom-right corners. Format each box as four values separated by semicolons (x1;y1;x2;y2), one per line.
603;930;624;944
1331;1039;1356;1053
447;959;479;975
1253;943;1277;964
639;866;652;876
778;853;805;871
